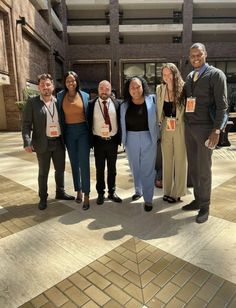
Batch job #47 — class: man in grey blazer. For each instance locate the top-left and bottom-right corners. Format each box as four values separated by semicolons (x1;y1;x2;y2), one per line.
22;73;74;210
183;43;228;223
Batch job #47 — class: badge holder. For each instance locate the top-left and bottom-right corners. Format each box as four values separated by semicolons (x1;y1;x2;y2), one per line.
49;125;59;137
166;118;176;131
186;97;196;113
101;124;110;138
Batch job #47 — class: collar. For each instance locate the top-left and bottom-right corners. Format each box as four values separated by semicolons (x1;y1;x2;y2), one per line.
40;95;56;104
99;97;110;104
192;63;209;78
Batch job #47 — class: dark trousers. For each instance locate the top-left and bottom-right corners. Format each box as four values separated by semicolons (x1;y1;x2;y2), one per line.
36;139;65;200
65;123;90;194
185;123;213;210
93;136;118;195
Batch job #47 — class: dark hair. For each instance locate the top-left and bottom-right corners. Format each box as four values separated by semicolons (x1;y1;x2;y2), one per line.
123;76;150;101
190;42;207;53
63;71;80;92
161;63;184;107
37;73;53;84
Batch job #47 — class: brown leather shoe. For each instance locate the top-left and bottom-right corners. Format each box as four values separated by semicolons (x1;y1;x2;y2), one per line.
82;195;90;210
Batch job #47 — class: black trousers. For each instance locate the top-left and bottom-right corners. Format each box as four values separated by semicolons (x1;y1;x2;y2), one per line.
36;139;65;199
93;136;118;195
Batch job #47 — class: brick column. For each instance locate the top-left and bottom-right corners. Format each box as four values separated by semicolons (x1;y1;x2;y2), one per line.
182;0;193;78
109;0;120;96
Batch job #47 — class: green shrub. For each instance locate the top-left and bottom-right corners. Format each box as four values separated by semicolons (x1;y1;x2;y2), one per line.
15;87;39;111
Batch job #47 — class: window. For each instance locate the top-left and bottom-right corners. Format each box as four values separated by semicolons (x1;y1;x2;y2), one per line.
123;61;178;93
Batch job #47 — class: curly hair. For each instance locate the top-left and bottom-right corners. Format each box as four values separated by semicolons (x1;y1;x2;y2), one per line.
161;63;184;107
123;76;150;101
63;71;80;92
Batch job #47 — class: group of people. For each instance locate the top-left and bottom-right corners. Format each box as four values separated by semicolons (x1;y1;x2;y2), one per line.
22;42;228;224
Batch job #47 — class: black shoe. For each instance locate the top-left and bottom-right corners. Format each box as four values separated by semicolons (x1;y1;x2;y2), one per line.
55;192;75;200
196;208;209;223
96;194;104;205
167;197;181;203
132;193;142;201
182;200;199;211
38;199;47;210
163;195;169;202
144;203;153;212
82;202;90;210
108;192;122;203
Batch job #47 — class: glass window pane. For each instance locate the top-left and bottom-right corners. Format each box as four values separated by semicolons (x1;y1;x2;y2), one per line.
123;63;145;78
145;63;155;83
227;62;236;73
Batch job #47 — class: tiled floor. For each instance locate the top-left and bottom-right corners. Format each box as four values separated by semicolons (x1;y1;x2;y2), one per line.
0;132;236;308
19;238;236;308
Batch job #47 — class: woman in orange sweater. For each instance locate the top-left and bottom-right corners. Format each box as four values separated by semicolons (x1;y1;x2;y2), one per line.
57;71;90;210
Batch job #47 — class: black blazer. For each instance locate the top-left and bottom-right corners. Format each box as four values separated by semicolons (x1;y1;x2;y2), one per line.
88;97;121;147
22;95;64;154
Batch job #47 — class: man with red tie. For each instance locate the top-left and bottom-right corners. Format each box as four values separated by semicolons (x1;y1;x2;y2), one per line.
88;80;122;205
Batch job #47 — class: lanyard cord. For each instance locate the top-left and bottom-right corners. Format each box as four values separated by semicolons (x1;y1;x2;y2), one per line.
44;101;55;122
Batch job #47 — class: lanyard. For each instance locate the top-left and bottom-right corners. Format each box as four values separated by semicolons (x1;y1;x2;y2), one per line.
44;101;55;122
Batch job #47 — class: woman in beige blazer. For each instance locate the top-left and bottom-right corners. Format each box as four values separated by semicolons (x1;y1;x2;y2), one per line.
156;63;187;203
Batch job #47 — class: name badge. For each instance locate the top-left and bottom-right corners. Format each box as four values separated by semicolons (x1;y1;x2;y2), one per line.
186;97;196;113
49;125;59;137
101;124;110;138
166;118;176;131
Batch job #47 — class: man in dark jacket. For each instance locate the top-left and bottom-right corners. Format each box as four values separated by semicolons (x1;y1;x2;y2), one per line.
88;80;122;205
183;43;228;223
22;73;74;210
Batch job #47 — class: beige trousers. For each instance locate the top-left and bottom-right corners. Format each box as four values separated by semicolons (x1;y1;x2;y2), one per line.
161;118;187;198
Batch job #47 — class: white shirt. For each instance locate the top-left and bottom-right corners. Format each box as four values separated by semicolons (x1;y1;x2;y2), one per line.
93;98;118;137
40;95;61;137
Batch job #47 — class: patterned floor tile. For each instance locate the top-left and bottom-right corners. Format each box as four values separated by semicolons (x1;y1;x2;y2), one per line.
19;237;236;307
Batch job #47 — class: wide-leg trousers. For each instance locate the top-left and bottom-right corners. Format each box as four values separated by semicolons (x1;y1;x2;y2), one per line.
125;131;156;204
64;123;90;194
161;119;187;199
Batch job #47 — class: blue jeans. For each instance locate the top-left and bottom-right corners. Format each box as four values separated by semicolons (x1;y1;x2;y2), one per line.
64;123;90;194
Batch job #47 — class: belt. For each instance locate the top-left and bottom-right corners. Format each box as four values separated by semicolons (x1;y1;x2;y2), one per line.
47;136;61;141
95;135;116;141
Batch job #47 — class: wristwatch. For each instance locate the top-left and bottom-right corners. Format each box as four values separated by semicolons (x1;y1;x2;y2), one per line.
214;129;221;135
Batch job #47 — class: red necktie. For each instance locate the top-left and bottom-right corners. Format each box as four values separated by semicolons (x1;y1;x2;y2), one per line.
102;101;112;132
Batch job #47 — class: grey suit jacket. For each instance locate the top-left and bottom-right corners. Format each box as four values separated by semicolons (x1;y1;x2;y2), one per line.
22;95;64;154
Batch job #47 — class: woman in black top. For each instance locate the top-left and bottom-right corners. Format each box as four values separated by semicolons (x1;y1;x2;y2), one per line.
120;76;159;212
